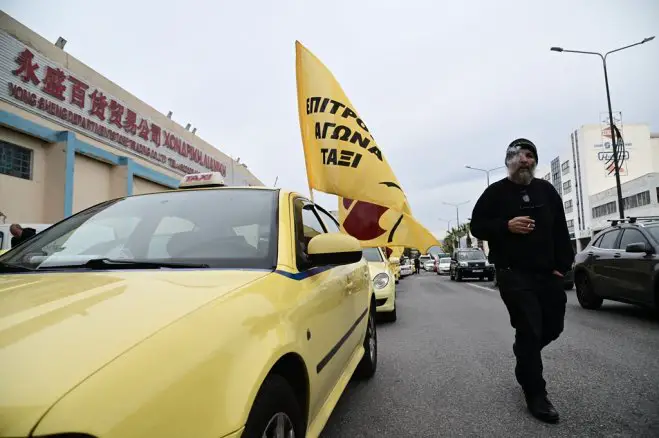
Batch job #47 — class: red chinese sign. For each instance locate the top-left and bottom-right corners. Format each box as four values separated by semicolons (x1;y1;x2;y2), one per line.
3;43;227;177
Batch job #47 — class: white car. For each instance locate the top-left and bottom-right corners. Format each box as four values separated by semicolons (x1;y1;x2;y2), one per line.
436;257;451;275
400;261;414;276
419;255;434;271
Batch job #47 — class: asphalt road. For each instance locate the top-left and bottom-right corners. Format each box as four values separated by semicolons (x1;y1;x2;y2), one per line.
321;270;659;438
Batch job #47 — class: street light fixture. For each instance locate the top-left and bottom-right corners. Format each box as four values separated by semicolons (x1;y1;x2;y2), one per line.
443;201;470;248
438;217;452;233
550;36;655;219
465;165;506;186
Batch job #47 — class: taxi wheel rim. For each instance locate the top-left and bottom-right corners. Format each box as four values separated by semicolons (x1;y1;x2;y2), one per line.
368;310;376;362
262;412;295;438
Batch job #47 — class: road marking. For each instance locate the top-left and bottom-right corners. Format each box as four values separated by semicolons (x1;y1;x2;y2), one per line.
465;282;496;292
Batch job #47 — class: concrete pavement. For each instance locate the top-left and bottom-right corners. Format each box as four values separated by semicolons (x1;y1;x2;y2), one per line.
321;271;659;438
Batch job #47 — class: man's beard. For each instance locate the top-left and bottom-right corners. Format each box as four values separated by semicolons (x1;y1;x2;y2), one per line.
508;165;535;185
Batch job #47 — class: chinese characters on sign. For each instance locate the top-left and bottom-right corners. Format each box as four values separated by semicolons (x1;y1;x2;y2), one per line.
4;41;226;177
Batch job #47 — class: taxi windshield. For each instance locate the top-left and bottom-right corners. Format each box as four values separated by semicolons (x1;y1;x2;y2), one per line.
362;247;383;262
0;189;278;271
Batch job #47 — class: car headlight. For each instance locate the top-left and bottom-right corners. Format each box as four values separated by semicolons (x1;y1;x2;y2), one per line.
459;262;468;267
373;272;390;289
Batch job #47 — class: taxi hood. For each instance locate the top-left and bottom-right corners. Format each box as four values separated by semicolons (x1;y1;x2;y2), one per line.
0;269;269;437
367;261;388;277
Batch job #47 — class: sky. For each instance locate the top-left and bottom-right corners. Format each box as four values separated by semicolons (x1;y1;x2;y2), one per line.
3;0;658;240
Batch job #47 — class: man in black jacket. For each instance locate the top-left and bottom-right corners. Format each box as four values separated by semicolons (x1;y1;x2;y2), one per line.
470;138;574;423
10;224;37;248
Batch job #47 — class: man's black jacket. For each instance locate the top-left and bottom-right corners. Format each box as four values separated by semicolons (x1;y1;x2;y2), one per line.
470;177;574;275
11;227;37;248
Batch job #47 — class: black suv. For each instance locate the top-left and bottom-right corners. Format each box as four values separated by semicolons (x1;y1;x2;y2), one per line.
573;217;659;312
450;248;494;281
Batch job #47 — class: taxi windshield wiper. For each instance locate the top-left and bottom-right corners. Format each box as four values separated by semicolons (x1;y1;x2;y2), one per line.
0;261;37;272
47;258;210;270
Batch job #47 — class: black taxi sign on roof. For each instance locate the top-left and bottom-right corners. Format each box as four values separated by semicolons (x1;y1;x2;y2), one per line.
179;172;226;189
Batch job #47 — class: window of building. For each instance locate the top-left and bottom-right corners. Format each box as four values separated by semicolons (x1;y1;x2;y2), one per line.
592;201;617;219
562;180;572;195
622;190;651;211
564;199;573;213
561;160;570;175
0;141;33;180
566;219;574;230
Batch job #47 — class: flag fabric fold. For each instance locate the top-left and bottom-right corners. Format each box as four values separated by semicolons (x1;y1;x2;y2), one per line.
296;41;411;214
338;197;441;253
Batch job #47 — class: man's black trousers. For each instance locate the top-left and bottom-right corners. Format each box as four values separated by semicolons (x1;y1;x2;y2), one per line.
496;269;567;396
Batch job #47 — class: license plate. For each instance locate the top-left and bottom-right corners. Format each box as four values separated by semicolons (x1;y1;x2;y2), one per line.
472;269;483;273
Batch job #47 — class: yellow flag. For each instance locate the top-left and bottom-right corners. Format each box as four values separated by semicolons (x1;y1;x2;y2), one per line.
338;197;441;253
296;41;411;214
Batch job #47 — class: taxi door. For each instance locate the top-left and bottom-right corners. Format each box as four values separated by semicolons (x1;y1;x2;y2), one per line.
314;205;369;353
292;198;357;421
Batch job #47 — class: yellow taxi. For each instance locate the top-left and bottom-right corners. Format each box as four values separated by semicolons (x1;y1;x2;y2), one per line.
0;173;378;438
362;247;397;322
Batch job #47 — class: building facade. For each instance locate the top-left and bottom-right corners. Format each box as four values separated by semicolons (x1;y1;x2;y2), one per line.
0;12;262;226
548;118;659;252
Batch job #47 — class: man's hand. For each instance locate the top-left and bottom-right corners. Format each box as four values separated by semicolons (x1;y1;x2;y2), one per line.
508;216;535;234
552;270;564;278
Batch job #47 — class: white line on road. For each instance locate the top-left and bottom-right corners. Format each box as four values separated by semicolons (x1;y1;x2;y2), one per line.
465;282;496;292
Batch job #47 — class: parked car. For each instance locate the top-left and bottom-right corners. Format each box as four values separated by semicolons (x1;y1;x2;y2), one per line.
419;254;434;271
450;248;495;281
0;177;378;438
388;255;401;283
436;256;451;275
572;217;659;312
400;257;414;276
363;247;398;321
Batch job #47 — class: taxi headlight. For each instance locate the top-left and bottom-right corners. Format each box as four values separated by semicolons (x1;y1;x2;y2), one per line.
373;272;390;289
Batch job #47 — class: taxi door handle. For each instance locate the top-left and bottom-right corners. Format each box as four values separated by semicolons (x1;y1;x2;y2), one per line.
613;253;621;258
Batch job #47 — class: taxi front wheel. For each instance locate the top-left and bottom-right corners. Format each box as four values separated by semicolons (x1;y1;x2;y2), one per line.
242;375;305;438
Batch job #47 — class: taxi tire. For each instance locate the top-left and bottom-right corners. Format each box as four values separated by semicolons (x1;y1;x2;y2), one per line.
355;304;377;379
381;307;397;322
242;374;305;438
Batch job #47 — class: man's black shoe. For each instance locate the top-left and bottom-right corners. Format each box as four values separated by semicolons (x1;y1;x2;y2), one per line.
525;393;559;423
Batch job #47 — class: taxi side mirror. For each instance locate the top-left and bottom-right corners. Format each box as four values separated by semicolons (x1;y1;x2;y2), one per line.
389;256;400;264
308;233;363;266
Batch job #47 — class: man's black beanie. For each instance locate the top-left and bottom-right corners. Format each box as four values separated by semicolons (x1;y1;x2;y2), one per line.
505;138;538;166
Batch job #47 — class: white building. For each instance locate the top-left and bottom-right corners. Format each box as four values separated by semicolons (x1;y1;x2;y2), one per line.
548;119;659;252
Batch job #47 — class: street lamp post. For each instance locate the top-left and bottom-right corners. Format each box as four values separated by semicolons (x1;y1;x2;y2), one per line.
443;201;469;248
438;218;452;249
550;36;655;219
465;165;506;186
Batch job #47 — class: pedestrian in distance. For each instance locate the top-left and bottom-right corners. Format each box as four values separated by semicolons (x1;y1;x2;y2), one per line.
470;138;574;423
9;223;37;248
414;256;421;274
